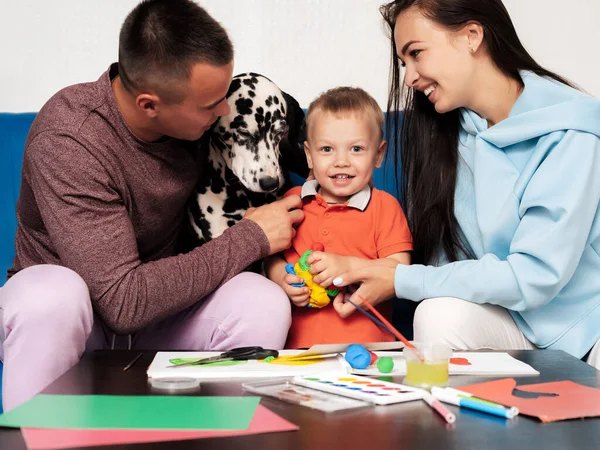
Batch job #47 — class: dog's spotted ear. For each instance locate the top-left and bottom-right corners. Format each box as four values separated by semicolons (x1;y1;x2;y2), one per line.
227;77;243;97
281;90;305;148
280;90;309;177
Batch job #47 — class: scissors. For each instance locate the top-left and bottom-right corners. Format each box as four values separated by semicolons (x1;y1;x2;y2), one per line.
168;346;279;368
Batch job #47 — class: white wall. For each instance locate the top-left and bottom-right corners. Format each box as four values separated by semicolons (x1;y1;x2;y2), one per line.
1;0;599;112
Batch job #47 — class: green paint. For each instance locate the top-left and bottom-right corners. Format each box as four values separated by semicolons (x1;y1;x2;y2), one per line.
298;250;313;271
377;376;394;382
0;395;259;430
377;357;394;374
326;287;340;297
168;358;247;367
263;356;275;363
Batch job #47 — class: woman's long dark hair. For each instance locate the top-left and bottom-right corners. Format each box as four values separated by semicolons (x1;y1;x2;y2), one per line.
381;0;574;264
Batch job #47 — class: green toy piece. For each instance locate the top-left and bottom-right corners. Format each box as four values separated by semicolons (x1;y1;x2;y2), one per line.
377;356;394;374
298;250;313;271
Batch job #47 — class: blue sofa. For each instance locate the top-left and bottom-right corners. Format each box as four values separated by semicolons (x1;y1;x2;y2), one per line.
0;113;36;288
0;111;409;413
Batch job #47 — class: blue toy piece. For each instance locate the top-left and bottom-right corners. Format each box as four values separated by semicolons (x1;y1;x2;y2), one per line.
285;263;305;288
345;344;372;369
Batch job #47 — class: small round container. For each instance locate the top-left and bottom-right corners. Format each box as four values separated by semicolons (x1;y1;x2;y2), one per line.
403;342;451;389
149;377;201;393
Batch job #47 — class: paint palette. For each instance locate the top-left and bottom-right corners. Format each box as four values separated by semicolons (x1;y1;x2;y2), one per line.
242;379;369;412
293;374;425;405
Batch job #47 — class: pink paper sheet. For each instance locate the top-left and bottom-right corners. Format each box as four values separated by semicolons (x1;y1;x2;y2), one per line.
21;404;298;449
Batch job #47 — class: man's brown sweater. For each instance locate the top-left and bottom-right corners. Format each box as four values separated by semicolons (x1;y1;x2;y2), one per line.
10;64;270;334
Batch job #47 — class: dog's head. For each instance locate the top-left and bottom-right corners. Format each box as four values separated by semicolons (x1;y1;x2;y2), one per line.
210;73;308;193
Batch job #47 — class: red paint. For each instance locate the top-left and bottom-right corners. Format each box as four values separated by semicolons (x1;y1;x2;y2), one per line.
369;350;378;365
311;243;325;252
450;357;472;366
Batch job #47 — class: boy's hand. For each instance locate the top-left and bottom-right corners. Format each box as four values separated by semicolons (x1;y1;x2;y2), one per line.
281;273;311;307
306;252;362;288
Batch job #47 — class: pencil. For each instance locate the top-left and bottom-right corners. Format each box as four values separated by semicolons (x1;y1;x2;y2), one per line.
123;352;143;372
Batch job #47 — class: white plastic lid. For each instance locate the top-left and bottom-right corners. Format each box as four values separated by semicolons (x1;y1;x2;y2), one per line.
149;377;201;391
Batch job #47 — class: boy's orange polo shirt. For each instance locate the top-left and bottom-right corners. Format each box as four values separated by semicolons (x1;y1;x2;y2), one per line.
283;180;413;349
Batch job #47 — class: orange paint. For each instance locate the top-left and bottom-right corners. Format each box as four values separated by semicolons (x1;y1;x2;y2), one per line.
449;357;472;366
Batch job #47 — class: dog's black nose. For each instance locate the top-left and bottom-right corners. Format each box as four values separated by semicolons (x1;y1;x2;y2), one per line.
259;176;279;192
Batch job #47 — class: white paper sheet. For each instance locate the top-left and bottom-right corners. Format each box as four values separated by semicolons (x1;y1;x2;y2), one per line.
347;351;539;376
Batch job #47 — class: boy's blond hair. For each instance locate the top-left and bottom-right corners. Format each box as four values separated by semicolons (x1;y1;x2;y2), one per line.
306;86;384;139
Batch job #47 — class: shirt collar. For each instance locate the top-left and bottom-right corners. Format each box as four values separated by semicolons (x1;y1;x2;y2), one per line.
300;179;372;211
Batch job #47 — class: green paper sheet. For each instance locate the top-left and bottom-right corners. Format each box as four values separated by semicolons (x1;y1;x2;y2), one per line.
0;395;260;430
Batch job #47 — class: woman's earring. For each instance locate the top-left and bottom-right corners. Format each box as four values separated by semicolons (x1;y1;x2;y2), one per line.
470;47;475;53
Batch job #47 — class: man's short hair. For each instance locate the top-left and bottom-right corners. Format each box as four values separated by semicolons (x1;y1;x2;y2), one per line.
118;0;233;103
306;87;384;139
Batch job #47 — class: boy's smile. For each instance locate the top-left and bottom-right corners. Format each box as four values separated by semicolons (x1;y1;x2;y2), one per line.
304;110;385;204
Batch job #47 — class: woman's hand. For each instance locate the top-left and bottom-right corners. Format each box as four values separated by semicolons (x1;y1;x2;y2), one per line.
331;261;397;318
306;252;367;288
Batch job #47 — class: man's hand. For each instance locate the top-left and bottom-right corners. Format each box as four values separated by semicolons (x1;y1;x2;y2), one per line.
244;195;304;255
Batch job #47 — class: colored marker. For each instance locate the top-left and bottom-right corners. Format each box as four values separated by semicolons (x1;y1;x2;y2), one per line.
422;393;456;424
431;387;519;419
442;387;509;407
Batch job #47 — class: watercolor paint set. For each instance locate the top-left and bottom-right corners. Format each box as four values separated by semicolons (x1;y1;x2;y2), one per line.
242;378;369;413
292;373;425;405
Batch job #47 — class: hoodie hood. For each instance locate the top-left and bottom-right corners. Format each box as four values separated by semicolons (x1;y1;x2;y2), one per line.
460;71;600;148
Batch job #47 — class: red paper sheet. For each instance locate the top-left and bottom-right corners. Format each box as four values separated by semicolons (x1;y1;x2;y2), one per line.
459;378;600;422
21;404;298;449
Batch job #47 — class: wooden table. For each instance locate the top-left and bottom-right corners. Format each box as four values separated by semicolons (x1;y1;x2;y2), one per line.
1;350;599;449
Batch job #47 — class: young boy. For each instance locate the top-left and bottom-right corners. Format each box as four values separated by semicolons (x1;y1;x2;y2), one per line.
265;87;413;348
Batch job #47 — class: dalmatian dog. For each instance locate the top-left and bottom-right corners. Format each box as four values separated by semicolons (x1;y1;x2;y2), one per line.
188;73;309;248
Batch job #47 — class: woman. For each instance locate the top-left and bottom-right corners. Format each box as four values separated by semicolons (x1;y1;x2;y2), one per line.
332;0;600;368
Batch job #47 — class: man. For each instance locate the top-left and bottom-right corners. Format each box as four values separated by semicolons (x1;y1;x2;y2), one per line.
0;0;303;411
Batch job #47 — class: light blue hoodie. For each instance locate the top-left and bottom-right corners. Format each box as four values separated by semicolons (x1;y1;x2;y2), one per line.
395;71;600;358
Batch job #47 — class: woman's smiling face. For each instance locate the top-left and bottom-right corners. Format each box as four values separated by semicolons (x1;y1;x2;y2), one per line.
394;7;477;114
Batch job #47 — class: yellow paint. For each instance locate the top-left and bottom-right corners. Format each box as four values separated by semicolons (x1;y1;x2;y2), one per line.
404;360;449;388
338;377;357;381
265;355;326;366
276;354;328;362
294;263;331;308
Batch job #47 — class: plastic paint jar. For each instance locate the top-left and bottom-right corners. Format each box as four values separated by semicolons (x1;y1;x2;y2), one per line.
403;343;452;389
